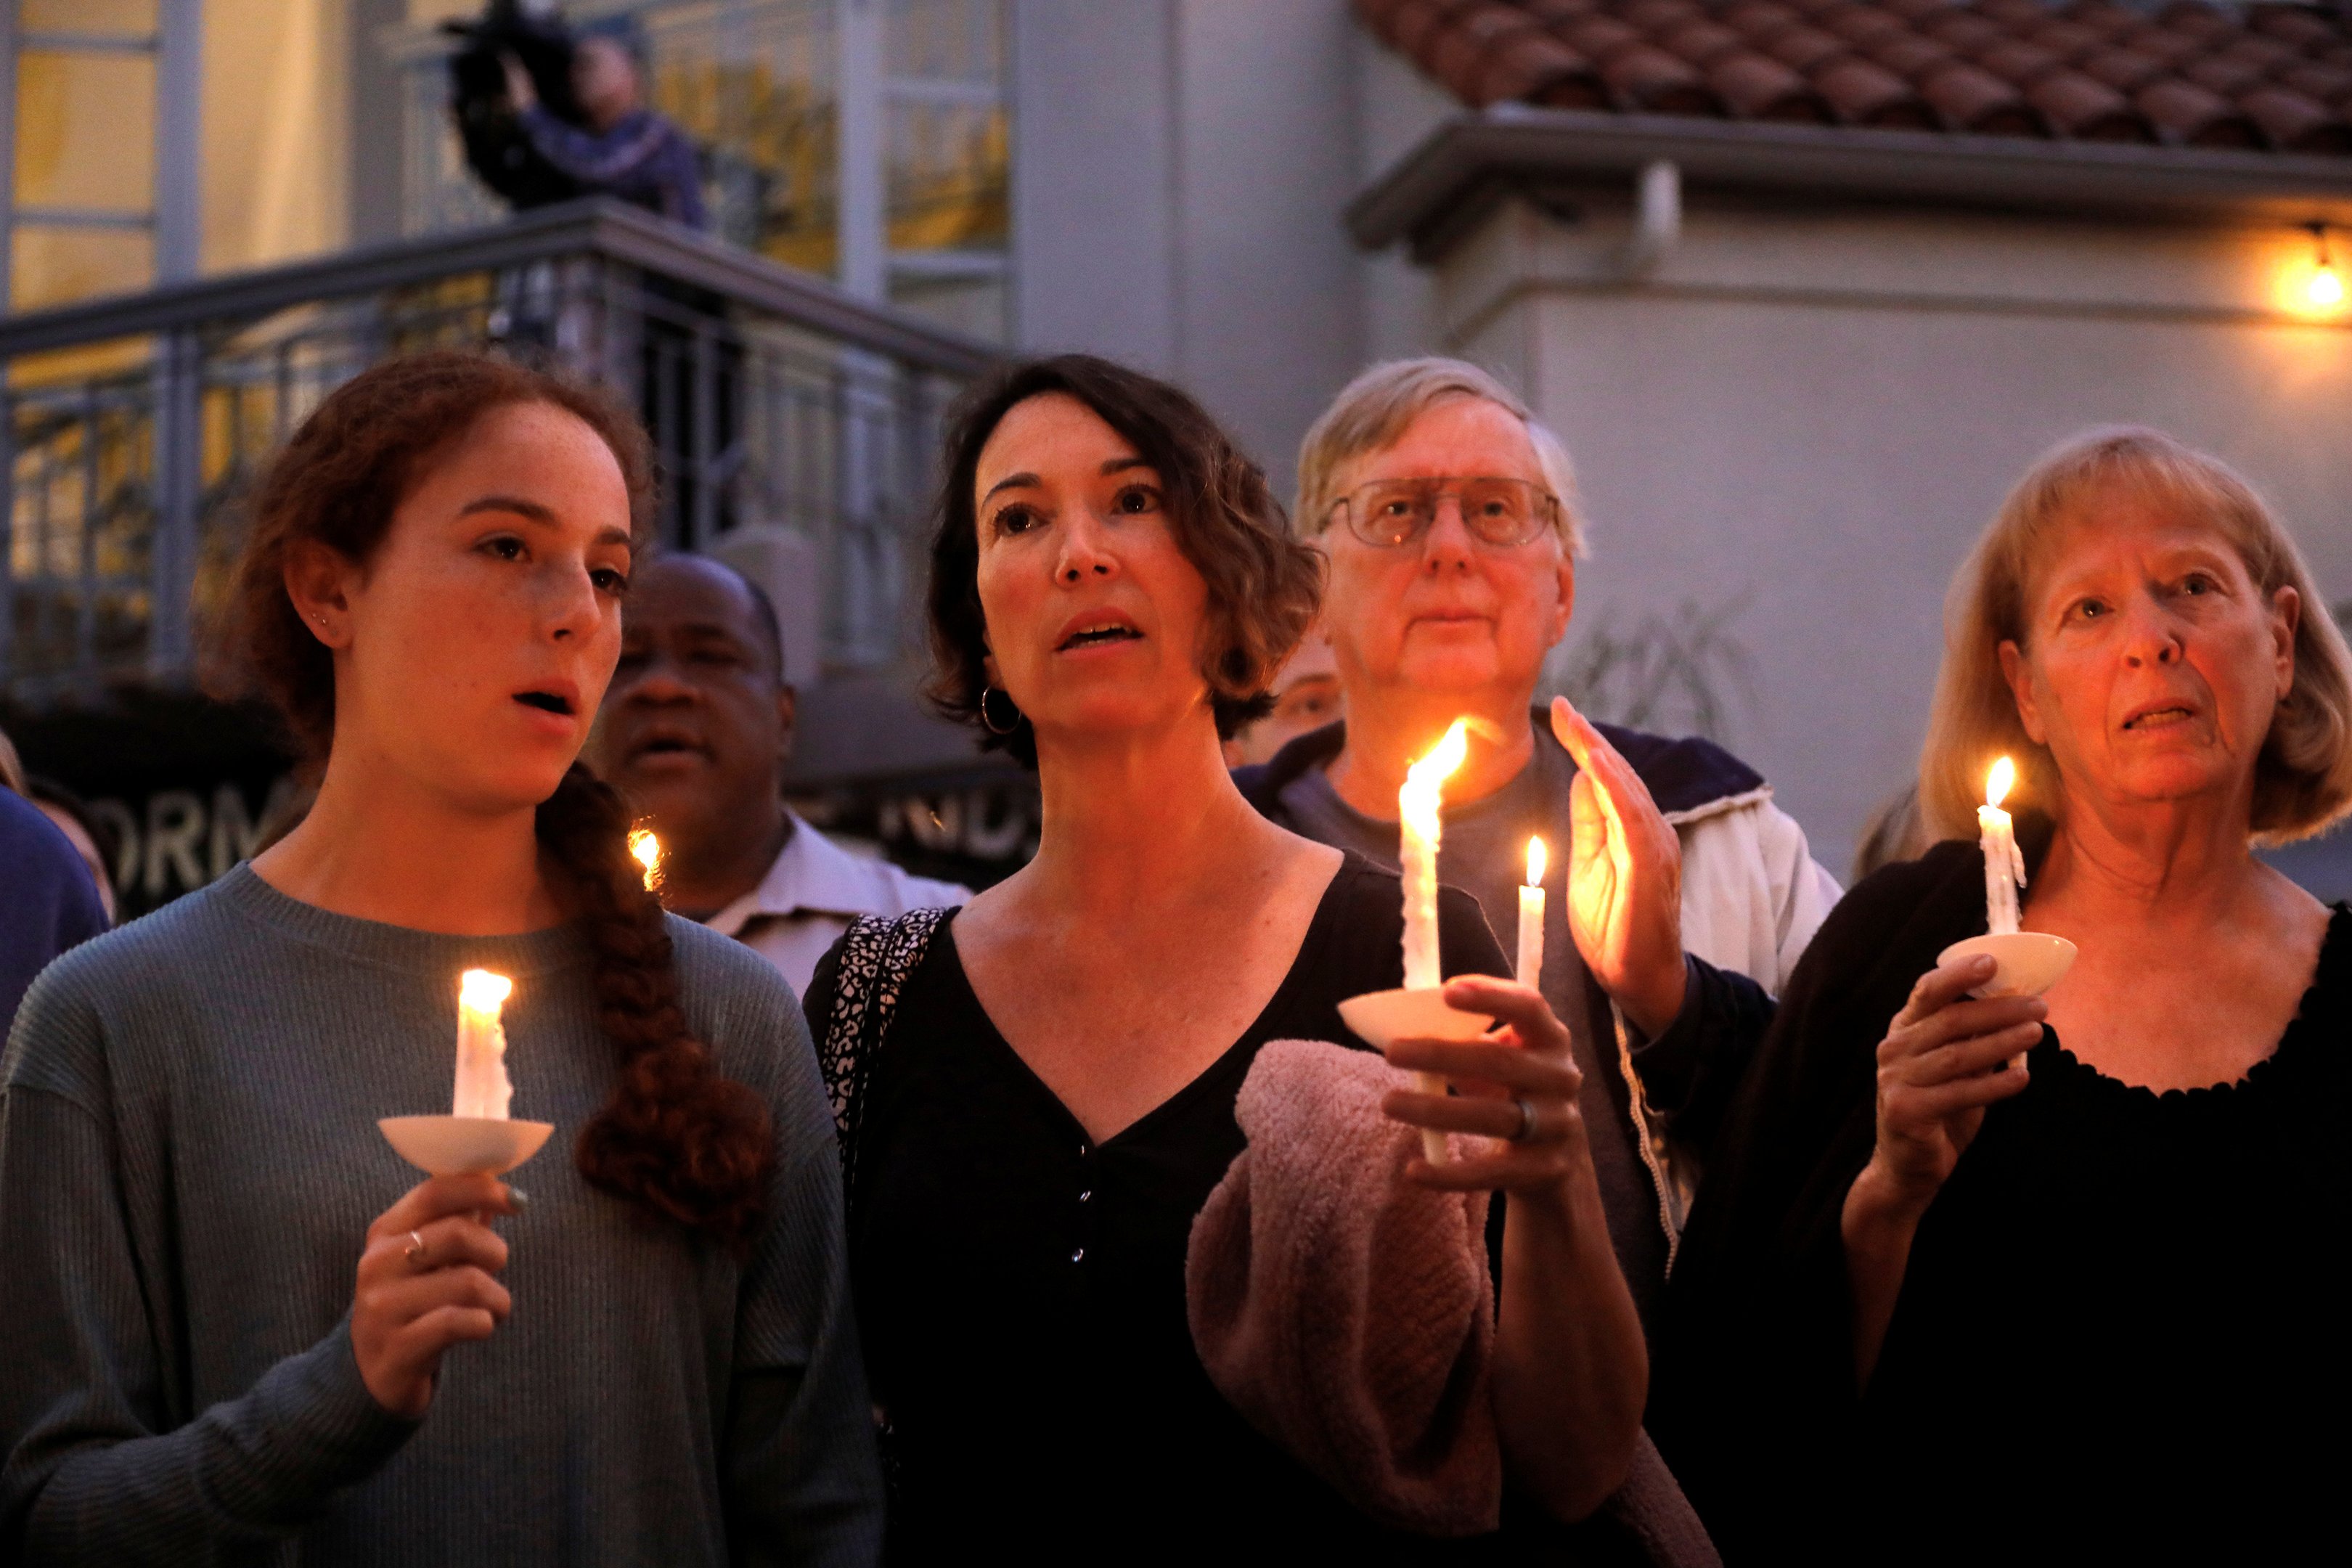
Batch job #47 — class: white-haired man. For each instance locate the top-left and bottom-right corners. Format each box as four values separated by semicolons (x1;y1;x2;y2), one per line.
1237;359;1841;1323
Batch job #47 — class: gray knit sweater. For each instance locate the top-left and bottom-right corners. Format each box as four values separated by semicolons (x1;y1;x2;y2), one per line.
0;865;882;1566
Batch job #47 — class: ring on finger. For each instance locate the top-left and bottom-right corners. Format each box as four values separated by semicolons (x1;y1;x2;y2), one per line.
1506;1095;1538;1143
404;1229;428;1270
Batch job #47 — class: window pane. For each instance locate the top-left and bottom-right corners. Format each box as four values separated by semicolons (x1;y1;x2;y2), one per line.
10;224;155;312
14;50;158;213
20;0;157;35
643;0;838;272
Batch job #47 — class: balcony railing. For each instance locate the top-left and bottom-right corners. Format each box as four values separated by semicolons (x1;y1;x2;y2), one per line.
0;197;1000;709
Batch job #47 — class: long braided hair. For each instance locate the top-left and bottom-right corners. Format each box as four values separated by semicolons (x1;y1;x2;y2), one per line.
215;349;772;1246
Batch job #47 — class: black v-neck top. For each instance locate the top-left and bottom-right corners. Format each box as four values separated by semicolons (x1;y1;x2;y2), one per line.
803;853;1517;1559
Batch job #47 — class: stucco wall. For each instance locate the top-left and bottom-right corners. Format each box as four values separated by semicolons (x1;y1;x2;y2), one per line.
1433;191;2352;877
1013;0;1368;499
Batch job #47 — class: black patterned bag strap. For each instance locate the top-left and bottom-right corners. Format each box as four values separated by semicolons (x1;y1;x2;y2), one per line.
819;905;950;1199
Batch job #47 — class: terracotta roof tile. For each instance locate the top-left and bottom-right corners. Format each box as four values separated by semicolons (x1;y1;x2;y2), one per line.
1922;12;2009;52
2248;4;2340;47
1481;30;1609;103
1815;4;1911;48
2081;46;2171;94
1709;49;1834;118
1866;33;1959;76
1765;23;1857;70
2154;1;2237;41
2243;83;2352;150
1360;0;2352;158
1920;57;2044;134
1973;38;2068;83
2137;76;2260;142
1814;52;1939;123
1600;41;1725;110
1662;18;1752;63
2028;68;2150;138
2181;53;2269;94
2277;60;2352;102
2061;1;2144;35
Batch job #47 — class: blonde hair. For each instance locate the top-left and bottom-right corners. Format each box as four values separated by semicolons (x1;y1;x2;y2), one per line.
1920;426;2352;847
1294;357;1588;557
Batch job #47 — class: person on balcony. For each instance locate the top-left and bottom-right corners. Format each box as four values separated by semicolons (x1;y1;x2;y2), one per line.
0;353;880;1564
1236;359;1844;1318
592;552;967;999
500;17;706;232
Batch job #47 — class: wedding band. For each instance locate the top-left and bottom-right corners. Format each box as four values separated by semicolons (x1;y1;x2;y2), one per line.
404;1229;427;1269
1508;1096;1538;1143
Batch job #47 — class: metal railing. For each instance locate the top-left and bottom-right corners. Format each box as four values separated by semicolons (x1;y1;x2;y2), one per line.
0;197;1000;707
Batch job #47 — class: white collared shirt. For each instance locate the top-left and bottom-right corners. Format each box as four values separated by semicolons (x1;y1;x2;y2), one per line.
701;812;971;999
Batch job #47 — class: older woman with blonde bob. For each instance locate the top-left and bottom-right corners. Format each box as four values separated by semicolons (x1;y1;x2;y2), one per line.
1654;427;2352;1564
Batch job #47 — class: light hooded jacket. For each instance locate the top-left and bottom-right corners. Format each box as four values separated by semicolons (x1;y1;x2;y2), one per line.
1236;711;1842;1257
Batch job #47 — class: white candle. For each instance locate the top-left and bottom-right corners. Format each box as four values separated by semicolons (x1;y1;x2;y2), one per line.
454;968;515;1120
1978;757;2025;936
1517;836;1546;987
1400;719;1470;1164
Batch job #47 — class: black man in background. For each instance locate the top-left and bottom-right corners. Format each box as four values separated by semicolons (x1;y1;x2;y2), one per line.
595;554;967;997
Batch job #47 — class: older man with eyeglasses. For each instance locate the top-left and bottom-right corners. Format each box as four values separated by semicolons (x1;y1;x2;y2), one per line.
1237;360;1842;1325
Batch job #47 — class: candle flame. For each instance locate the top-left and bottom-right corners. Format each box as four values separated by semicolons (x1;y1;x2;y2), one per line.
459;968;513;1014
1400;719;1471;834
629;828;662;890
1525;835;1547;889
1985;756;2015;810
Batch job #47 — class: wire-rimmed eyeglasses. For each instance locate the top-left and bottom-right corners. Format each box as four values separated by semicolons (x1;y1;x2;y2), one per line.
1326;477;1559;550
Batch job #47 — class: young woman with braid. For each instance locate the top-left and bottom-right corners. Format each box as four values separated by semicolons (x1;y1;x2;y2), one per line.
0;352;881;1566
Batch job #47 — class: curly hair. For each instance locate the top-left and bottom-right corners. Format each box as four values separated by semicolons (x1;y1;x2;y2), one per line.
925;354;1324;767
212;348;773;1247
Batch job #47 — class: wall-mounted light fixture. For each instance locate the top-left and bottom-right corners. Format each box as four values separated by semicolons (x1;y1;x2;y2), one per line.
2306;223;2344;311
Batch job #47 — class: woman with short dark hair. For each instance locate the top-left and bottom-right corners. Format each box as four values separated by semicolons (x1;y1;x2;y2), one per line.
0;351;880;1564
804;355;1648;1558
1654;427;2352;1564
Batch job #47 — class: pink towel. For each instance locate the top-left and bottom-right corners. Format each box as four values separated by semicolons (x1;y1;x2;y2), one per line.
1186;1038;1501;1536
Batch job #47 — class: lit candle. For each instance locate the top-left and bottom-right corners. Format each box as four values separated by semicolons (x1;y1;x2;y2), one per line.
1517;836;1546;987
454;968;515;1120
1979;757;2025;936
1400;719;1470;1164
629;828;661;892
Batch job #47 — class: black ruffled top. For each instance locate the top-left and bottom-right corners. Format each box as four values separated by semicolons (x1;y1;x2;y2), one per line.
1654;840;2352;1565
1861;904;2352;1561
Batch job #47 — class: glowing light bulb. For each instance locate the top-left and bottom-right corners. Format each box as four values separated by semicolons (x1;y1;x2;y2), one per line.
2309;264;2345;309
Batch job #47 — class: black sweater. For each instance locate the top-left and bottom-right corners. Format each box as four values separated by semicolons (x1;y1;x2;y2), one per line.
1652;840;2352;1564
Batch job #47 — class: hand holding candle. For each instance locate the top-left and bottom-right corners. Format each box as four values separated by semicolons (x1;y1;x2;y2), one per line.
1517;836;1547;987
1937;754;2075;1066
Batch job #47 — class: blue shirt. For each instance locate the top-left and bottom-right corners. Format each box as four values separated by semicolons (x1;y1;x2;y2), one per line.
518;105;708;230
1;786;106;1037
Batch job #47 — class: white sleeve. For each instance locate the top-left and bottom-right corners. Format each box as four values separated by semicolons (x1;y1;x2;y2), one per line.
1753;801;1843;993
1675;798;1843;997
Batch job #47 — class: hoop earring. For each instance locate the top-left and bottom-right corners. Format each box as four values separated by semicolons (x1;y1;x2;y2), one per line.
979;686;1022;735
